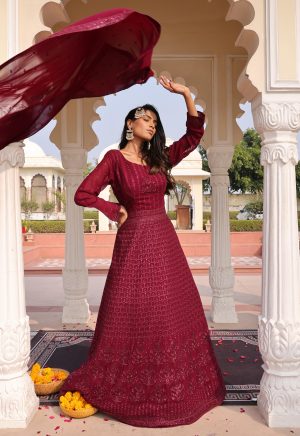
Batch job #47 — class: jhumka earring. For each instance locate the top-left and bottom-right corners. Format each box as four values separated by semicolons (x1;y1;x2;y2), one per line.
126;126;134;141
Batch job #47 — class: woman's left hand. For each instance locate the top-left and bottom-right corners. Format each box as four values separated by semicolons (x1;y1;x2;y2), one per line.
159;75;190;96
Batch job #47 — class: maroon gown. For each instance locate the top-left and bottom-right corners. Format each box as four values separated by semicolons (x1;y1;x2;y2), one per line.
60;111;226;427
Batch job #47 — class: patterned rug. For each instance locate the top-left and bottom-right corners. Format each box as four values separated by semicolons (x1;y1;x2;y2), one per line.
30;329;263;406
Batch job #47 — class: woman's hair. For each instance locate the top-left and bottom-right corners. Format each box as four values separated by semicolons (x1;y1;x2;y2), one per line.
118;104;176;195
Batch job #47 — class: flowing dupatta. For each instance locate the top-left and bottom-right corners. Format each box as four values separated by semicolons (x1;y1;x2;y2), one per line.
0;8;161;149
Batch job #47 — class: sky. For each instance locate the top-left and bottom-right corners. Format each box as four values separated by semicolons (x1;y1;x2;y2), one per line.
29;76;256;163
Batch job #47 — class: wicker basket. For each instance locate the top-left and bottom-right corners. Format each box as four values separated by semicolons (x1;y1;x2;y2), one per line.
59;402;98;418
32;368;69;396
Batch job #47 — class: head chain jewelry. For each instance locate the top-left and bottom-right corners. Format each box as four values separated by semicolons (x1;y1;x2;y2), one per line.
134;107;146;119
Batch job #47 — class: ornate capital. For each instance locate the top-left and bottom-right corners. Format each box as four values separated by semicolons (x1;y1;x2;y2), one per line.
253;102;300;133
61;147;87;170
260;142;298;165
207;146;234;173
258;316;300;376
0;142;25;168
64;172;84;189
210;174;230;188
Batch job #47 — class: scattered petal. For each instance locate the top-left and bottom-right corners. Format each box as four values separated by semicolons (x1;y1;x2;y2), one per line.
233;349;239;352
226;357;234;363
104;417;109;421
240;408;246;413
54;426;60;430
64;418;72;422
223;371;230;376
240;356;246;359
254;358;259;362
49;416;55;419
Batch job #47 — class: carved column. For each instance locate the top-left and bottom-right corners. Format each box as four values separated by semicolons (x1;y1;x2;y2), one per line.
253;98;300;427
0;143;38;428
207;146;238;323
60;148;90;323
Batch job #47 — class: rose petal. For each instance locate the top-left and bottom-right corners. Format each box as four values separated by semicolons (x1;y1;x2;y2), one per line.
240;356;246;359
226;357;234;363
233;349;239;352
240;408;245;413
54;426;60;430
49;416;55;419
64;418;72;422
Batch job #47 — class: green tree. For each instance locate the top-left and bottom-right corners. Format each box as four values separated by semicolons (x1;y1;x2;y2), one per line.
42;201;55;219
83;158;98;177
228;128;263;194
199;129;264;194
21;199;39;218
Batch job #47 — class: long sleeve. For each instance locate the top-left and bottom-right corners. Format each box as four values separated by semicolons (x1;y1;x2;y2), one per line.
74;150;122;222
167;111;205;168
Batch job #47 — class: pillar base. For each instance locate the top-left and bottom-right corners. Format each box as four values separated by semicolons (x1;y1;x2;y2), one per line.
0;373;39;428
258;372;300;428
62;298;91;324
211;296;238;323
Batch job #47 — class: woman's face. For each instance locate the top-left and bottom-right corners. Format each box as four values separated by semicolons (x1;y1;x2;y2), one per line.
128;109;157;142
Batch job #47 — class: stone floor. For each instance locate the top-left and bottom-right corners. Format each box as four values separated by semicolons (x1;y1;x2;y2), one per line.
25;256;262;268
1;273;299;435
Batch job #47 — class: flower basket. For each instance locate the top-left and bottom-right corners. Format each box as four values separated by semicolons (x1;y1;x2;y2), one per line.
30;365;69;395
59;390;98;418
59;402;98;419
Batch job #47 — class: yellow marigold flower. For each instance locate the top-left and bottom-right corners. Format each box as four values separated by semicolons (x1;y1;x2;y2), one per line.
65;392;73;401
85;403;93;409
73;391;81;400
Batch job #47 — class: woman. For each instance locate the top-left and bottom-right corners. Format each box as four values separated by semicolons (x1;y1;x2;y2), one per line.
60;75;226;427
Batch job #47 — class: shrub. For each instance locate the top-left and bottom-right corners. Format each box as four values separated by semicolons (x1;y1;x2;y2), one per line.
230;220;263;231
203;212;211;221
83;210;98;220
22;220;92;233
167;210;177;220
229;211;239;219
243;201;263;218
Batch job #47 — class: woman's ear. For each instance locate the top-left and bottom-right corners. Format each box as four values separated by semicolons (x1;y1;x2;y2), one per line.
127;120;134;130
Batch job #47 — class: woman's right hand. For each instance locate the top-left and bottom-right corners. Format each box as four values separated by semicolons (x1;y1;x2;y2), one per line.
117;205;128;228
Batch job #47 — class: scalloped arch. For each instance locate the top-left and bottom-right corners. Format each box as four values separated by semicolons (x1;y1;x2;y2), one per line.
226;0;261;101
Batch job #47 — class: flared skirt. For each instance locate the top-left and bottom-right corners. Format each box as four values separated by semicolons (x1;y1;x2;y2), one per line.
60;207;225;427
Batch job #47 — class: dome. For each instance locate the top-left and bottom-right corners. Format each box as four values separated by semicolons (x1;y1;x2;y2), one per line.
22;139;63;169
23;139;47;157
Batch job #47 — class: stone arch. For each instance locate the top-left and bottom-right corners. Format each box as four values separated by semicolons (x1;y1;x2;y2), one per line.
31;174;47;211
226;0;261;101
57;176;62;212
20;176;26;202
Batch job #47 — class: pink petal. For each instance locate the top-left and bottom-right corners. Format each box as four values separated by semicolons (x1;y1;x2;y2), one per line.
49;416;55;419
223;371;230;376
104;417;109;421
240;408;246;413
240;355;246;359
233;349;239;352
64;418;72;422
226;357;234;363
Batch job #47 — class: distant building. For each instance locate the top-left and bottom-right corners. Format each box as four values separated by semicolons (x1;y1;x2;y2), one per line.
20;139;65;220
